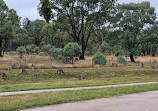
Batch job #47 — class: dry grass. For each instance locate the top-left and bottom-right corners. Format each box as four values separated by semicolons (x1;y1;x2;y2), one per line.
0;54;158;69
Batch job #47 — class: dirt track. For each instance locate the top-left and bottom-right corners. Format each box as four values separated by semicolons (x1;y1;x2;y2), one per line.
21;90;158;111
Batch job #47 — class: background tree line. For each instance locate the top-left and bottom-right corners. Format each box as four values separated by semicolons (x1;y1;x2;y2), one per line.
0;0;158;62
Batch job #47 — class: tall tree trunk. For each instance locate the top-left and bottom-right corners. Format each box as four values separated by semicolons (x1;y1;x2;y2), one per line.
0;38;3;57
72;57;73;64
152;53;155;57
130;53;135;62
80;11;85;60
80;47;85;60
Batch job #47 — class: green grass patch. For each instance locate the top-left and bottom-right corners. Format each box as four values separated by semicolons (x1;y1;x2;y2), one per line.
0;66;158;92
0;84;158;111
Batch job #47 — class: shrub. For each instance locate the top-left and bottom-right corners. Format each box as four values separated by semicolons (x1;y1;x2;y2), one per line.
92;51;107;65
56;54;63;61
16;46;26;59
33;47;40;54
115;50;123;56
26;44;36;54
98;41;107;54
32;53;36;55
39;52;46;56
117;55;128;64
49;47;63;61
63;42;81;64
85;51;93;56
9;51;18;55
43;44;52;54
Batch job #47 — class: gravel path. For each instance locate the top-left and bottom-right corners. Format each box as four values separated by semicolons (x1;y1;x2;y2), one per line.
0;82;158;96
21;90;158;111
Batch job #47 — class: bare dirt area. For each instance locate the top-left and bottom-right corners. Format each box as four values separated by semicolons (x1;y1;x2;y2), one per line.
21;90;158;111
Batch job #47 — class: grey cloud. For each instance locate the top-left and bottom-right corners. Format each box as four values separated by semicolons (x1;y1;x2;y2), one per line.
3;0;158;21
4;0;42;21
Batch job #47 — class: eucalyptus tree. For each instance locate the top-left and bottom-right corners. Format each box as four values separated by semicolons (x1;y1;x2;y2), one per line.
42;22;71;47
0;0;20;56
25;19;47;46
139;23;158;56
38;0;116;59
7;9;21;27
11;28;29;50
113;2;156;62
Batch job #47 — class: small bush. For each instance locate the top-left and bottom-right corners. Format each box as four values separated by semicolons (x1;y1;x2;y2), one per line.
39;52;46;56
63;43;81;57
16;46;26;59
117;55;128;64
26;44;36;54
9;51;18;55
49;47;63;61
93;52;107;65
32;53;36;55
115;50;123;56
43;44;52;54
33;47;40;54
63;42;81;64
85;51;93;56
98;42;107;54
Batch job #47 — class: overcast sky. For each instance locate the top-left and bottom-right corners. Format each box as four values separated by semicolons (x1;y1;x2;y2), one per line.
3;0;158;21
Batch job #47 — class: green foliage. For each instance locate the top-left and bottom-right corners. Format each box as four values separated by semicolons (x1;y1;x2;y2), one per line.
38;0;51;23
9;51;18;56
12;27;28;50
43;44;52;54
63;43;81;58
85;51;93;56
115;50;123;57
33;47;40;54
98;42;107;54
26;44;36;54
49;47;63;61
113;2;156;62
38;0;116;59
117;55;128;64
139;24;158;56
25;19;46;46
93;52;107;65
39;52;46;56
0;0;20;56
16;46;26;59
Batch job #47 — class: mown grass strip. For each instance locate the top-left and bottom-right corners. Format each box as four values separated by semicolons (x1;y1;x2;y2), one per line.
1;66;158;92
1;82;158;96
0;84;158;111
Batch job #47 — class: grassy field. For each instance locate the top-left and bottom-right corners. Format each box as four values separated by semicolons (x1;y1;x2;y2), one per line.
1;55;158;110
0;84;158;111
1;54;158;69
0;66;158;92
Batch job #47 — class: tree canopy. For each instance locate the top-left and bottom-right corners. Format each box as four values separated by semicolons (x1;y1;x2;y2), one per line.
112;2;156;62
38;0;116;59
1;0;158;64
0;0;20;56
